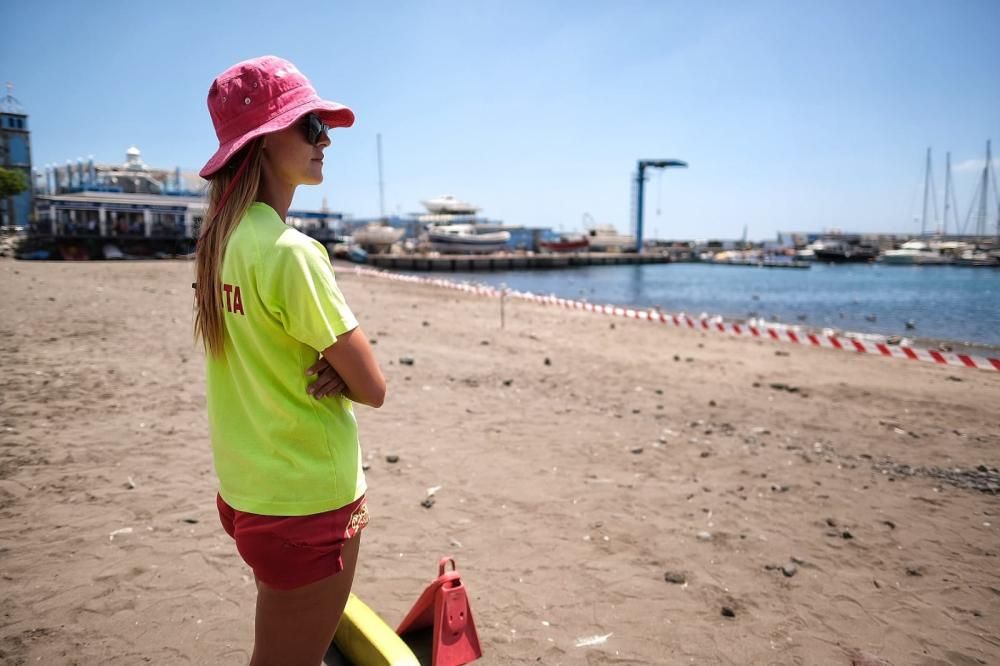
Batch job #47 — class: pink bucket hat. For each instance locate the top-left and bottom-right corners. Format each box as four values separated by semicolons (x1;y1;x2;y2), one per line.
199;55;354;178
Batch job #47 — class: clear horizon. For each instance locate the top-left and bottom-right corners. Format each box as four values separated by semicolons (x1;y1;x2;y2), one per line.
4;1;999;240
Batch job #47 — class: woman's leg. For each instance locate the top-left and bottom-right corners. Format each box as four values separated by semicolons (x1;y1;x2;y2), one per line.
249;534;361;666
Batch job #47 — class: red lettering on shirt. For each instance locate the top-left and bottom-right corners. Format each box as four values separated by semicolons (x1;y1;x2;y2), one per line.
232;286;244;315
221;283;245;316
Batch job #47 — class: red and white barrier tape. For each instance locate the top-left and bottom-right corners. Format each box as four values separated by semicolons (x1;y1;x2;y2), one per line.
350;266;1000;373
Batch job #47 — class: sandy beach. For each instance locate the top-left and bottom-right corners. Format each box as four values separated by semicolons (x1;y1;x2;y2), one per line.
1;258;998;665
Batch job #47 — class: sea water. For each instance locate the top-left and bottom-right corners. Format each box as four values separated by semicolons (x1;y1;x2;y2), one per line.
423;263;1000;347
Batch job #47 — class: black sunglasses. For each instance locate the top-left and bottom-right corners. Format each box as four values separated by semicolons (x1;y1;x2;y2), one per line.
301;113;331;145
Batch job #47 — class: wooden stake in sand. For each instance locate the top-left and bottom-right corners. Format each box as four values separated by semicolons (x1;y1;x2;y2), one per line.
500;283;507;330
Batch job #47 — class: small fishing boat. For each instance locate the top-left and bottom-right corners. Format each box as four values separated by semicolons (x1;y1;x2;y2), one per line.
585;224;635;252
428;224;510;254
539;234;589;253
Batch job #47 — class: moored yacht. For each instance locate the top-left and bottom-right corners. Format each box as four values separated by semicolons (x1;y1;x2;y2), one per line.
813;239;879;263
881;240;952;265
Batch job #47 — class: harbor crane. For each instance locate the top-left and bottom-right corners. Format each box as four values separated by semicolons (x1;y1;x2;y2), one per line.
634;158;687;252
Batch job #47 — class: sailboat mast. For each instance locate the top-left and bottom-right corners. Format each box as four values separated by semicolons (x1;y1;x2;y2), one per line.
376;133;385;219
921;147;931;237
976;140;990;237
943;152;951;236
992;140;1000;241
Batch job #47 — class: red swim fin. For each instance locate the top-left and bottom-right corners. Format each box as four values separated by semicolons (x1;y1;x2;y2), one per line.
397;557;481;666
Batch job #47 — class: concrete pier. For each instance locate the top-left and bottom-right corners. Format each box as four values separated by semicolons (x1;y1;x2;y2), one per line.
365;252;672;272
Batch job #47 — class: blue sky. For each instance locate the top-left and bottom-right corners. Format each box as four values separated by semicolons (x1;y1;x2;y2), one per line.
4;1;999;239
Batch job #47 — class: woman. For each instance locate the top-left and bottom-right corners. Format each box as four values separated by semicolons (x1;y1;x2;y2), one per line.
193;55;386;665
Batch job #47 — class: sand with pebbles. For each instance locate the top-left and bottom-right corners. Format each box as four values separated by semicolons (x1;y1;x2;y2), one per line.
1;258;998;665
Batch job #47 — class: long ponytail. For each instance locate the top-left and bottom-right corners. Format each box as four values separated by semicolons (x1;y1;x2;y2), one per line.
194;138;264;357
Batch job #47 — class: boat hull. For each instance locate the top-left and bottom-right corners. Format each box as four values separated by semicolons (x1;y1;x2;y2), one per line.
954;254;1000;267
587;242;635;252
539;238;589;253
429;239;509;254
881;253;951;265
428;228;510;254
813;250;878;263
353;229;404;245
586;225;635;252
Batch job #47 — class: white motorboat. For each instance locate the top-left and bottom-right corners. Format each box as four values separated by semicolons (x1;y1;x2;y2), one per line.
586;224;636;252
427;224;510;254
881;240;952;265
420;195;480;215
795;240;825;261
352;222;404;253
954;249;999;267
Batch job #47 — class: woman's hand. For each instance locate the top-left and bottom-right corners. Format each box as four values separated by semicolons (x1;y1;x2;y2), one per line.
321;327;386;408
305;356;347;399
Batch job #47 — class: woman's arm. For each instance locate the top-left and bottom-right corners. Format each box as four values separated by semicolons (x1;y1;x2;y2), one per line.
320;326;386;408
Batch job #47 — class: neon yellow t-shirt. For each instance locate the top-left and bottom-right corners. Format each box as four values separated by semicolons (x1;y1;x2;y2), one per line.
206;202;366;516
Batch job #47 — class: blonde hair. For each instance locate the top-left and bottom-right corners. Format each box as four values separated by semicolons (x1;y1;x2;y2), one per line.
194;138;265;357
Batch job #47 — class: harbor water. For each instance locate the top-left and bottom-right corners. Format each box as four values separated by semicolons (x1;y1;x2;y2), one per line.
415;263;1000;348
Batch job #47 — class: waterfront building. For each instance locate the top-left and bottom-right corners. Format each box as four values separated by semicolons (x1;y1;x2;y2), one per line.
0;83;33;229
29;147;345;258
33;145;210;240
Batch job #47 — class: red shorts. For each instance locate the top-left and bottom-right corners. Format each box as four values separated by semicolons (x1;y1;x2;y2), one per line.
216;493;369;590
